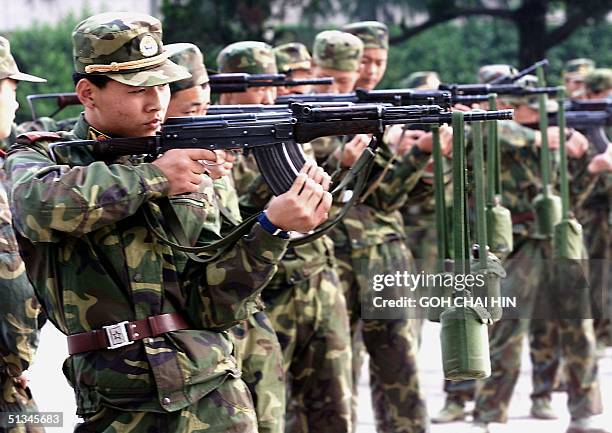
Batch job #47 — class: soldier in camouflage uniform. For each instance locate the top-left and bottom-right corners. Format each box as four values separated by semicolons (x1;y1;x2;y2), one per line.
563;58;596;99
430;65;522;424
274;43;313;96
215;41;280;195
470;69;607;433
0;35;46;433
166;41;287;433
4;12;332;433
583;70;611;351
526;66;611;424
309;24;432;433
166;43;211;117
216;40;354;433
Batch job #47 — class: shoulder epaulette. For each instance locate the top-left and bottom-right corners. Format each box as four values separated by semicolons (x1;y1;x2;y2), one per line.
16;131;62;144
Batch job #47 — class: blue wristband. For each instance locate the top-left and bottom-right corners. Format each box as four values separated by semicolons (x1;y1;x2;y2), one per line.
257;212;290;239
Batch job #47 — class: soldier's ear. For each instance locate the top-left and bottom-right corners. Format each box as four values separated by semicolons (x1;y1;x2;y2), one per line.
75;79;96;109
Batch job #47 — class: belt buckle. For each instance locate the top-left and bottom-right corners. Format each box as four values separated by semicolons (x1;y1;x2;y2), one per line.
104;321;134;349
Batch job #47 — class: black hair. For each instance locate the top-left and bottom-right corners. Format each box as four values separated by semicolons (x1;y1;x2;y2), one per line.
72;72;112;88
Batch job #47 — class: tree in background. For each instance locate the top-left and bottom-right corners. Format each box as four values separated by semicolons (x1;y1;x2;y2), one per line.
8;14;83;123
3;1;611;122
292;0;612;67
162;0;274;72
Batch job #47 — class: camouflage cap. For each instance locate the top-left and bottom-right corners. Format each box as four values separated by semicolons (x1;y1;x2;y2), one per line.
341;21;389;50
274;43;311;74
217;41;277;74
401;71;441;90
584;68;611;94
72;12;190;87
167;43;209;93
0;36;46;82
312;30;363;72
477;64;518;84
563;58;595;80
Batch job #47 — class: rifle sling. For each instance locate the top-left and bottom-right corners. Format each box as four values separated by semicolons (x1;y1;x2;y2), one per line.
143;199;262;263
290;142;377;247
143;139;377;254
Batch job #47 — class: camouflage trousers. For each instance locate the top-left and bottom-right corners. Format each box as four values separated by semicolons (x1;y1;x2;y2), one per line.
74;377;257;433
580;208;610;345
473;237;603;423
336;239;428;433
0;373;44;433
229;311;285;433
262;265;353;433
403;221;439;344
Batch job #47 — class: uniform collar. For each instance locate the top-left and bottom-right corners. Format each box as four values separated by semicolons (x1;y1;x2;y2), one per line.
73;114;112;141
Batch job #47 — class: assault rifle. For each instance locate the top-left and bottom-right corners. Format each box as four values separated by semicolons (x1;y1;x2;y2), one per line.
439;82;560;100
24;73;333;119
527;99;611;153
275;87;490;108
489;59;549;85
208;73;333;93
206;101;353;115
49;103;513;196
27;92;80;120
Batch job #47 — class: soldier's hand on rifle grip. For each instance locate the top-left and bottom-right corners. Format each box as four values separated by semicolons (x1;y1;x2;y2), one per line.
203;150;236;180
266;174;332;232
438;125;454;156
301;159;331;191
414;126;453;156
565;129;588;159
536;126;561;150
334;133;370;168
153;148;217;195
386;126;427;156
588;145;612;174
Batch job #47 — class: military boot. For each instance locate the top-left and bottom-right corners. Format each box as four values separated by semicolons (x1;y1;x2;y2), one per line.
566;416;611;433
530;397;558;420
470;421;490;433
431;400;465;423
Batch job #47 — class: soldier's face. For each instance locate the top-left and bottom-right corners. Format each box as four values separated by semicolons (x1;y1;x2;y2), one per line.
79;79;170;137
166;84;211;119
312;66;358;94
513;104;539;124
355;48;387;90
0;78;18;140
564;77;585;98
220;86;277;105
277;69;312;96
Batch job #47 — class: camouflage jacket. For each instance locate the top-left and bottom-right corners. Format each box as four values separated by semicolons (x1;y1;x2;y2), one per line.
311;135;430;250
497;120;560;239
0;169;43;380
567;145;611;226
235;144;336;286
401;156;453;230
4;115;289;415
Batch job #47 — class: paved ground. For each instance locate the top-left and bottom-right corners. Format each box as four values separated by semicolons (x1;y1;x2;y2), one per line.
29;321;611;432
355;322;612;433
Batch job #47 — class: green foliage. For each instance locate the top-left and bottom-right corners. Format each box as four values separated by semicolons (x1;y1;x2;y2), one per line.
379;17;611;88
4;4;610;125
162;0;272;73
382;17;519;87
8;14;85;124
